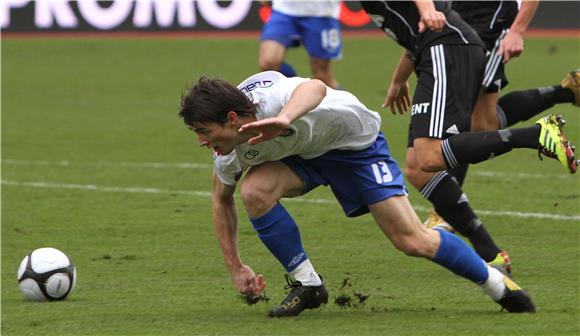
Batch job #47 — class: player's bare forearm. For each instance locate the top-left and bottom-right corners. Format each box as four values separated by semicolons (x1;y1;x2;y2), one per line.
510;0;539;35
211;173;242;272
383;52;413;114
499;0;539;62
211;173;266;296
391;51;414;84
278;79;327;124
238;79;327;145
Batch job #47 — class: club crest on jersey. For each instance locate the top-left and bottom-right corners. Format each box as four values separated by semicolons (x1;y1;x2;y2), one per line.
244;149;259;160
278;128;295;137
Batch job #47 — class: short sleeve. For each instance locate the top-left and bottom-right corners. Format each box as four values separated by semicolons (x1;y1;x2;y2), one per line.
213;151;244;186
237;71;309;117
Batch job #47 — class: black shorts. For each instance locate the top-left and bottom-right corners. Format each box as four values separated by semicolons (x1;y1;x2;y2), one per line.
408;43;485;147
481;29;510;92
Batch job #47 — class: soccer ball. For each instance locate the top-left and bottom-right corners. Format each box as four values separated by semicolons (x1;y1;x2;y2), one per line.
17;247;77;301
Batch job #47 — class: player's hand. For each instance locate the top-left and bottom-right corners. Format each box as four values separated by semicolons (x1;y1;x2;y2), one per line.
383;81;411;115
238;116;290;145
231;264;267;296
498;31;524;63
418;10;446;33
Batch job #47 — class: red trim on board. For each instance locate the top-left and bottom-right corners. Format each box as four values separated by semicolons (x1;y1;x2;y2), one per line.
1;28;578;40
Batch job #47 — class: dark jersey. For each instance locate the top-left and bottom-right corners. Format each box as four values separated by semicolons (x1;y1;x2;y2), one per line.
360;1;484;60
452;1;518;49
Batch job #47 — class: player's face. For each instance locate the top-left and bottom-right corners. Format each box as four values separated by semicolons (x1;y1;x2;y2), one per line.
190;122;239;156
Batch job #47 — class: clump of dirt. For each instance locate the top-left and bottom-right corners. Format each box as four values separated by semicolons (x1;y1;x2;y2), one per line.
242;292;270;305
334;277;370;308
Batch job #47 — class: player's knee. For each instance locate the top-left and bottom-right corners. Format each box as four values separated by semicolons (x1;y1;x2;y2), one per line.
404;165;423;188
240;182;276;216
415;156;444;173
258;58;280;71
412;140;445;172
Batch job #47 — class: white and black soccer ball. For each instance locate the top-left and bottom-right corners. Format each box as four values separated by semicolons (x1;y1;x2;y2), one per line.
17;247;77;301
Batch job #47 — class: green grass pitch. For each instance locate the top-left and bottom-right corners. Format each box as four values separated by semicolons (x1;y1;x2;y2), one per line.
2;36;579;335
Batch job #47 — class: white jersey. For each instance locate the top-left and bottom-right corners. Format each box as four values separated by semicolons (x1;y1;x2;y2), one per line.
272;0;341;19
214;71;382;186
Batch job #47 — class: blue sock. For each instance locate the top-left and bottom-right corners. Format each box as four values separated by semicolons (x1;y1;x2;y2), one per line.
250;203;307;272
279;62;297;77
432;229;489;284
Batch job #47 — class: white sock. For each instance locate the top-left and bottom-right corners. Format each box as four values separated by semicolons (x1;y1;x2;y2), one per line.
289;259;322;286
480;265;507;301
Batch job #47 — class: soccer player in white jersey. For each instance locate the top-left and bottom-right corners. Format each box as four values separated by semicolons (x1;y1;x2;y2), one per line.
178;70;535;316
259;0;342;89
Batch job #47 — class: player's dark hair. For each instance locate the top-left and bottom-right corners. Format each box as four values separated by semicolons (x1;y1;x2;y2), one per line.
179;76;257;127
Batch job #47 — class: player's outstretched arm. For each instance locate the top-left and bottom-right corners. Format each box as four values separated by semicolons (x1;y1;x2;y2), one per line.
211;172;266;295
498;0;540;63
239;79;327;145
383;51;413;114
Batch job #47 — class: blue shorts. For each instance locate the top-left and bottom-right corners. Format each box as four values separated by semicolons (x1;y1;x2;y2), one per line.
260;10;342;60
281;132;407;217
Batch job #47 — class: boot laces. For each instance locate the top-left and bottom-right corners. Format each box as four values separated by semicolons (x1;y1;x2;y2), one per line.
283;274;302;289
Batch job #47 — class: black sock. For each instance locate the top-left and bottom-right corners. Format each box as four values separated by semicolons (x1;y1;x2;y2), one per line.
441;126;541;168
499;85;573;127
421;172;501;262
507;125;541;148
447;164;469;186
441;131;512;168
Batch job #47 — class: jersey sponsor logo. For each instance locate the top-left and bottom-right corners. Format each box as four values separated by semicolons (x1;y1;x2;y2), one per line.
446;124;459;135
411;102;430;115
278;128;295;137
243;149;259;160
239;80;274;96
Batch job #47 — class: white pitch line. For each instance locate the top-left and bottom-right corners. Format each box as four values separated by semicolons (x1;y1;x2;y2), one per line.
2;159;212;169
0;180;334;205
2;179;578;221
2;158;576;180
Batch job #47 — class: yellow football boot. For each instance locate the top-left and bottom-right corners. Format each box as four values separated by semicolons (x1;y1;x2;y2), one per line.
536;114;577;174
